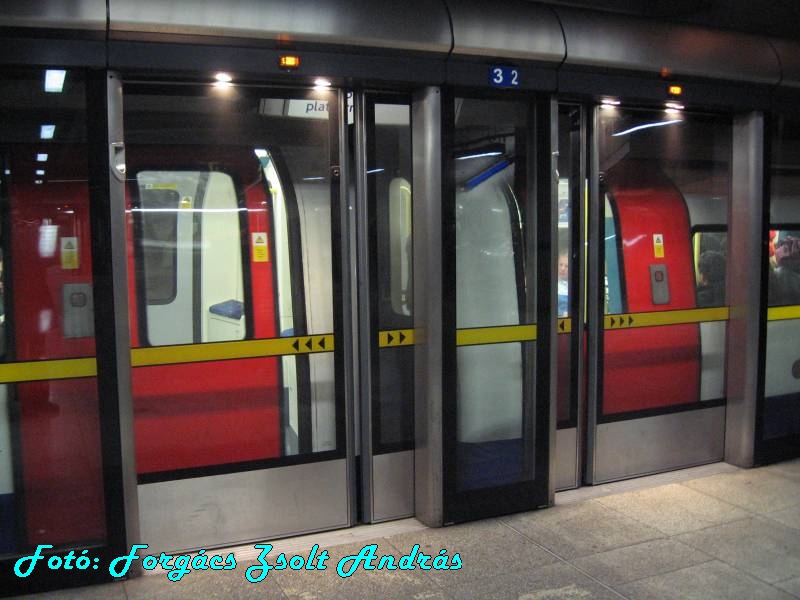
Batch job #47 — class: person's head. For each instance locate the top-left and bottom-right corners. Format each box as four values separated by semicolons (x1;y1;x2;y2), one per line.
698;250;725;284
558;251;569;280
776;236;800;272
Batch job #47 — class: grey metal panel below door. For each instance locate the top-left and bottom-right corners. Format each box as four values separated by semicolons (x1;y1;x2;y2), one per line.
555;427;579;491
138;460;349;555
371;450;414;522
593;406;725;484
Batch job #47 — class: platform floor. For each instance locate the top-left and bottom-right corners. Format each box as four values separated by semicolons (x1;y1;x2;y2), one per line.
13;458;800;599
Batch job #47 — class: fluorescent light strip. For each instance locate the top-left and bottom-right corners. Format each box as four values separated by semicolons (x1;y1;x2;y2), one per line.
611;119;683;137
36;169;45;176
44;70;66;93
37;153;48;162
40;124;56;139
366;168;384;174
302;176;325;181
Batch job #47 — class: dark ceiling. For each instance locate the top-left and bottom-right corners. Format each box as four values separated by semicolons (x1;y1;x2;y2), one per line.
537;0;800;41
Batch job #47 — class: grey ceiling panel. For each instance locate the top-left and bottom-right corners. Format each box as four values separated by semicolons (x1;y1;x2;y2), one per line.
109;0;452;54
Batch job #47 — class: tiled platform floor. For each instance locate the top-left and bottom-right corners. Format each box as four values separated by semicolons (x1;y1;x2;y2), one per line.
12;458;800;599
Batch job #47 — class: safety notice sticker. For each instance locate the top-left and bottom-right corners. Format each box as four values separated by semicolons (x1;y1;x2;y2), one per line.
653;233;664;258
252;232;269;262
60;237;79;269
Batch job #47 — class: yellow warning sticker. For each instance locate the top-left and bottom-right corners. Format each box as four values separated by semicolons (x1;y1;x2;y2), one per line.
653;233;665;258
60;236;79;269
252;232;269;262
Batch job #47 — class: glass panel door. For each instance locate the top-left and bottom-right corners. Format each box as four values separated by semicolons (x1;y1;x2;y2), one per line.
358;94;414;522
123;82;349;553
587;105;732;483
443;96;549;522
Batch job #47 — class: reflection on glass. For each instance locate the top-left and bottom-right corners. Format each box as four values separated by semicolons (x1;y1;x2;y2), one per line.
454;98;532;491
0;69;106;555
125;87;338;473
763;115;800;442
598;107;731;416
373;102;414;453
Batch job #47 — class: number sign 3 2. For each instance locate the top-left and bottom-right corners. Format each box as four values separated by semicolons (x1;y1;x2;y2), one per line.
489;66;520;88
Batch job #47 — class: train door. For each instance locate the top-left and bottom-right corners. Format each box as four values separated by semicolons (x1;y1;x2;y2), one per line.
122;82;350;554
354;94;415;522
555;103;733;487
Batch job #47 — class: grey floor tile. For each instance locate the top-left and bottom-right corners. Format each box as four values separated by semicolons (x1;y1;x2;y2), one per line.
595;482;750;535
124;568;287;599
7;582;127;600
272;538;448;600
766;505;800;530
764;459;800;483
502;499;663;560
444;562;623;600
618;561;795;600
776;576;800;598
385;519;558;584
684;470;800;514
570;538;712;586
675;517;800;584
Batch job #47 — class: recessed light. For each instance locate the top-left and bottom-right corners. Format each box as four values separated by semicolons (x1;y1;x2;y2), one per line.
44;70;66;93
40;124;56;139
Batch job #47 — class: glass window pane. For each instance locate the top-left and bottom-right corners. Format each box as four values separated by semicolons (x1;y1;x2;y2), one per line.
598;107;731;416
372;102;413;452
763;115;800;441
124;86;339;476
454;98;533;491
0;69;106;555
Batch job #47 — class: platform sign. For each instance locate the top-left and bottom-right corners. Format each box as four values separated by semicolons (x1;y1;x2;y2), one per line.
489;66;520;88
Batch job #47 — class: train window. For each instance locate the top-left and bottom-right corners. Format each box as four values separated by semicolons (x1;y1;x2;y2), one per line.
768;229;800;307
138;186;179;304
604;195;625;315
693;230;727;307
134;170;246;346
388;176;412;317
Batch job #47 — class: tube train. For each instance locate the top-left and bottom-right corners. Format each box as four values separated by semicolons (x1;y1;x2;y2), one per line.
1;0;799;565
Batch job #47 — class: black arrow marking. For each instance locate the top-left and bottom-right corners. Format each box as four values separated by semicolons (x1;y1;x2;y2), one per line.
399;331;406;343
318;337;326;350
387;333;395;345
628;316;634;326
559;320;565;332
292;340;299;352
305;338;313;350
610;317;616;328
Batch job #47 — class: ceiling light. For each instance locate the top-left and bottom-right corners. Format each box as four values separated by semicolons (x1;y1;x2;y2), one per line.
214;72;232;82
40;124;56;139
36;169;45;176
37;153;48;162
313;78;332;88
44;70;66;93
